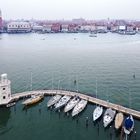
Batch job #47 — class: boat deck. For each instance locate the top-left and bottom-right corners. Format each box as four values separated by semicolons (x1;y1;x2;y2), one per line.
11;90;140;119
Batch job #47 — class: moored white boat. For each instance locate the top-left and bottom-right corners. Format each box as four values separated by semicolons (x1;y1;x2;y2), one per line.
123;115;134;135
47;95;62;107
22;94;44;106
54;95;71;109
103;108;116;127
93;79;103;121
64;96;80;113
72;99;88;117
93;106;103;121
115;112;124;130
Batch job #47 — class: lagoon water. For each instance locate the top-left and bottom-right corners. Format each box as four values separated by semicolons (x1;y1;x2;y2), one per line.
0;33;140;140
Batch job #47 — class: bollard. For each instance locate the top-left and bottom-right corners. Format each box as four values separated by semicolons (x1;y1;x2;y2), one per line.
86;117;89;128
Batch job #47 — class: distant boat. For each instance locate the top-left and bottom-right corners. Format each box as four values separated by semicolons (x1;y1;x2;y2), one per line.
115;112;124;130
22;94;44;106
64;96;80;113
47;95;62;107
89;33;97;37
133;73;135;79
72;99;88;117
123;115;134;135
103;108;116;127
74;80;77;85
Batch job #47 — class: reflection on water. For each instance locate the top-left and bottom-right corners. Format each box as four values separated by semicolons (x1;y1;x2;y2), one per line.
0;108;11;135
0;108;11;128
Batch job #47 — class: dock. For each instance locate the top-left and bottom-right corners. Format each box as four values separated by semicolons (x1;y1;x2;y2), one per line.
11;89;140;119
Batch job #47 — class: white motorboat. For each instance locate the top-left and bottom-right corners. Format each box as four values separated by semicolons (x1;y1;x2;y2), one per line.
64;96;80;113
47;95;62;107
123;115;134;135
54;95;71;109
93;106;103;121
72;99;88;117
103;108;116;127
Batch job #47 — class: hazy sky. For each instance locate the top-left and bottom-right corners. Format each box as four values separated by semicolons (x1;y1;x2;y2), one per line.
1;0;140;20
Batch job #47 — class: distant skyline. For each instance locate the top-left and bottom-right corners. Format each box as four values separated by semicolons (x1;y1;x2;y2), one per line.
1;0;140;20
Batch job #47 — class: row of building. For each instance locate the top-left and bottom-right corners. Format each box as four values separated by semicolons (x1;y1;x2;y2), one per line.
0;9;140;34
6;21;140;34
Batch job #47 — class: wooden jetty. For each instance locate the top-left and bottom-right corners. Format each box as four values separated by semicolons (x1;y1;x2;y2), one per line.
11;89;140;119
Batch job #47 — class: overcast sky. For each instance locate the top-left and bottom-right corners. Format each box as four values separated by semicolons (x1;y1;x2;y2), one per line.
1;0;140;20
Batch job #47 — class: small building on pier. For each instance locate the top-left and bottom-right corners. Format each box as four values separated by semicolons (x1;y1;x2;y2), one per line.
0;74;11;106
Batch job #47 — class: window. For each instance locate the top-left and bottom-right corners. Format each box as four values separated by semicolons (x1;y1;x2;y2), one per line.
3;96;6;99
3;88;5;90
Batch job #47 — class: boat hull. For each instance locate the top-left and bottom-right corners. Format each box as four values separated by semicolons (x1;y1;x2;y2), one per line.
54;96;71;110
93;106;103;121
47;95;61;107
72;100;87;117
123;115;134;135
103;108;116;127
64;97;80;113
115;112;124;130
22;95;44;106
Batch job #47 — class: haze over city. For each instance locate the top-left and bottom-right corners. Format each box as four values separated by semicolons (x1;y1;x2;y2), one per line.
1;0;140;20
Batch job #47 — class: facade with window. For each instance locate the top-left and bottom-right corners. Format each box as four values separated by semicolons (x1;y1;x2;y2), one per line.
0;74;11;105
7;22;31;33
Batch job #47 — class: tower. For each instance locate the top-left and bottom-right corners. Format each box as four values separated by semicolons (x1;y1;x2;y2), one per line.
0;9;2;31
0;74;11;105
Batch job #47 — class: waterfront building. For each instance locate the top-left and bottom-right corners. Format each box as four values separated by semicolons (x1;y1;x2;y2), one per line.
136;25;140;33
7;21;31;33
42;24;52;33
68;24;78;33
0;74;11;106
0;9;2;32
61;24;68;32
126;25;135;32
90;25;97;32
80;25;91;32
51;23;61;33
79;24;96;33
32;25;43;32
110;24;118;32
119;25;126;30
96;25;108;33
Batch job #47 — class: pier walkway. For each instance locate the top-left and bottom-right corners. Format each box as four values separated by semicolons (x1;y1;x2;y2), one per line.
11;90;140;119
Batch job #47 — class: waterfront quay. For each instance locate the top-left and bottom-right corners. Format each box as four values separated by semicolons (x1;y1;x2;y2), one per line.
11;89;140;119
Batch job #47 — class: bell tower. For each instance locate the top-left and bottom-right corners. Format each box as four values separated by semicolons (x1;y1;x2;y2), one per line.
0;74;11;105
0;9;2;31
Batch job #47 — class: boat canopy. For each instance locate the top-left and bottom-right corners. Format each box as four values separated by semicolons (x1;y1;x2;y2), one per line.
125;117;133;129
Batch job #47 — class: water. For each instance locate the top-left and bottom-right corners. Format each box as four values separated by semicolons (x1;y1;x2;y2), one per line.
0;33;140;140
